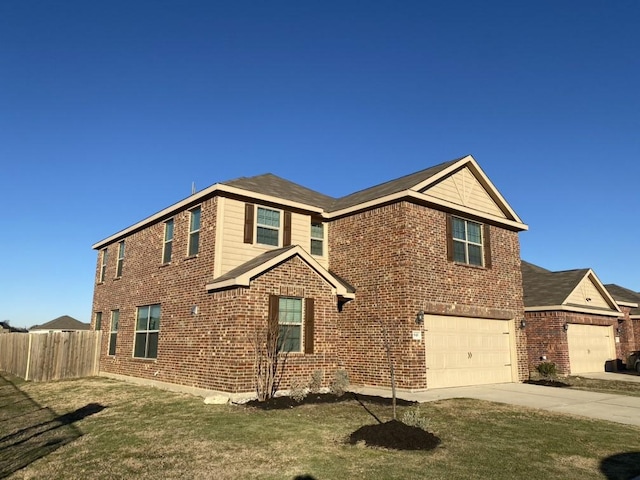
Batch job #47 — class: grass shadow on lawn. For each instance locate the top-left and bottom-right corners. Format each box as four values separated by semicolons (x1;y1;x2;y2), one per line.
0;373;105;478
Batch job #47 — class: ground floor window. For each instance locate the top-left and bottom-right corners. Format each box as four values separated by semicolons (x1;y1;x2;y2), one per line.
108;310;119;356
134;304;160;359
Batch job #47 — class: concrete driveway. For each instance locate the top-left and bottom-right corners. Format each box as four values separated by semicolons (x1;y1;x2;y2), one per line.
355;380;640;427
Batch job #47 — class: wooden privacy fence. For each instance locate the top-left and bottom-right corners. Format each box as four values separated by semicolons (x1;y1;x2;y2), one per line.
0;331;101;382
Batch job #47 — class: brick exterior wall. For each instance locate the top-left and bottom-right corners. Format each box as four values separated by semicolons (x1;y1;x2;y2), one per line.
329;201;528;390
524;310;621;375
92;195;343;393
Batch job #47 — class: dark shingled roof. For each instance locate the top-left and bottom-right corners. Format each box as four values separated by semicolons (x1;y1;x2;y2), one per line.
0;321;27;333
328;158;463;212
604;284;640;315
30;315;90;331
223;174;334;209
211;246;298;284
221;157;464;213
521;261;590;307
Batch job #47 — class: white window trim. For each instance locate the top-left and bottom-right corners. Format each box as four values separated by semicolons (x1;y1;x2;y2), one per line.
310;221;324;256
133;305;161;359
255;205;282;247
278;296;304;353
453;217;484;266
115;241;125;278
108;310;119;356
99;249;108;282
162;219;174;264
187;207;201;257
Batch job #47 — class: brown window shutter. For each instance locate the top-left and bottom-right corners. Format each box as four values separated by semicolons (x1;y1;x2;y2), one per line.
304;297;314;354
244;203;254;244
283;211;292;246
268;294;279;348
483;223;492;268
446;214;454;262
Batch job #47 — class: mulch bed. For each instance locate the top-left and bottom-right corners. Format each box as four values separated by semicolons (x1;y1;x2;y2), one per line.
525;379;570;388
242;392;440;451
242;391;416;410
348;419;441;451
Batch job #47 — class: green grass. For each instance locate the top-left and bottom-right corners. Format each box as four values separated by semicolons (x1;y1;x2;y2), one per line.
563;375;640;397
1;374;639;480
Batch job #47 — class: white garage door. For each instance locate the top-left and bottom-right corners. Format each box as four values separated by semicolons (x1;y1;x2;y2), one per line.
425;315;515;389
567;324;616;374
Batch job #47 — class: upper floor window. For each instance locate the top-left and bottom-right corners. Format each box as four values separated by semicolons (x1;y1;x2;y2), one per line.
310;221;324;256
99;249;108;282
116;241;125;277
449;216;487;267
134;304;160;359
256;207;280;246
244;203;291;247
94;311;102;331
162;219;174;264
188;207;201;256
109;310;119;356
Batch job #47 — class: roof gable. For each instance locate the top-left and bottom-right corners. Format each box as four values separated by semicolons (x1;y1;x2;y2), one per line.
205;245;355;299
522;261;621;315
605;284;640;315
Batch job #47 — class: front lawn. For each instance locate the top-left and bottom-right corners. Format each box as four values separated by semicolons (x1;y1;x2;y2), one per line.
1;374;639;479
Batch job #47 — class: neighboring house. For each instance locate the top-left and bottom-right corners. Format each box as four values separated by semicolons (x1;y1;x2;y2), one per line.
30;315;90;333
522;261;623;375
91;154;529;395
603;284;640;364
0;321;27;333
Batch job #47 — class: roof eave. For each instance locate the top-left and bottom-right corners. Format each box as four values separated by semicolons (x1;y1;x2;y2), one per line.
524;305;624;317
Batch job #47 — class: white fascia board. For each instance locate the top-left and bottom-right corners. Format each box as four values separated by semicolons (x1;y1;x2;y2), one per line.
616;300;639;308
92;183;323;250
524;305;624;317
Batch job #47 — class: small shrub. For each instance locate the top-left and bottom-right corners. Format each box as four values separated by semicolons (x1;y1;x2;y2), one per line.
536;362;558;379
329;369;350;396
309;369;323;393
401;406;430;431
289;377;308;402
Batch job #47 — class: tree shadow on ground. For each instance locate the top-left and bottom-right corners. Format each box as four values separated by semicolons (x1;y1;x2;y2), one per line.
600;452;640;480
0;373;105;478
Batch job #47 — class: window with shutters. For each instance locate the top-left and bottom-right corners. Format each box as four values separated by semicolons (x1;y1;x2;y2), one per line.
244;203;292;248
446;215;491;267
269;295;314;354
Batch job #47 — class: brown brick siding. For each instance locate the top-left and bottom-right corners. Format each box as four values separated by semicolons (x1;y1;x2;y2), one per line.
92;196;342;393
329;201;528;389
524;310;622;375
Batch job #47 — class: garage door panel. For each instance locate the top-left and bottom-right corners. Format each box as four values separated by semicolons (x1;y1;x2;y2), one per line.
567;324;615;374
425;315;514;389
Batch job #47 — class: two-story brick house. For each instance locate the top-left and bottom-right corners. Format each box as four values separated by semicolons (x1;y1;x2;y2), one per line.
91;154;529;396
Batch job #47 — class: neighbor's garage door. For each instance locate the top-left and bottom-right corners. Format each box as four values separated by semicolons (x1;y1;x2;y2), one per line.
567;324;616;374
425;315;515;389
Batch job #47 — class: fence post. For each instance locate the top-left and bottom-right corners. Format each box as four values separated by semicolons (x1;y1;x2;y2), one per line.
25;333;33;381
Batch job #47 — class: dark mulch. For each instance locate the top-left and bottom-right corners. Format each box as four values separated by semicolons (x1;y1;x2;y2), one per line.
243;392;416;410
525;379;570;388
348;419;441;451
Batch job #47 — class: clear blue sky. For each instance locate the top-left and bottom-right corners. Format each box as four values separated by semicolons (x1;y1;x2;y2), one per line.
1;1;638;328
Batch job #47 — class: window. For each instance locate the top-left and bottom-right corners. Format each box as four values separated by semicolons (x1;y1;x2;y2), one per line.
108;310;119;356
310;221;324;256
134;304;160;359
256;207;280;246
116;241;125;277
95;312;102;331
99;249;108;282
187;207;201;256
277;297;303;352
162;219;174;264
452;217;484;266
